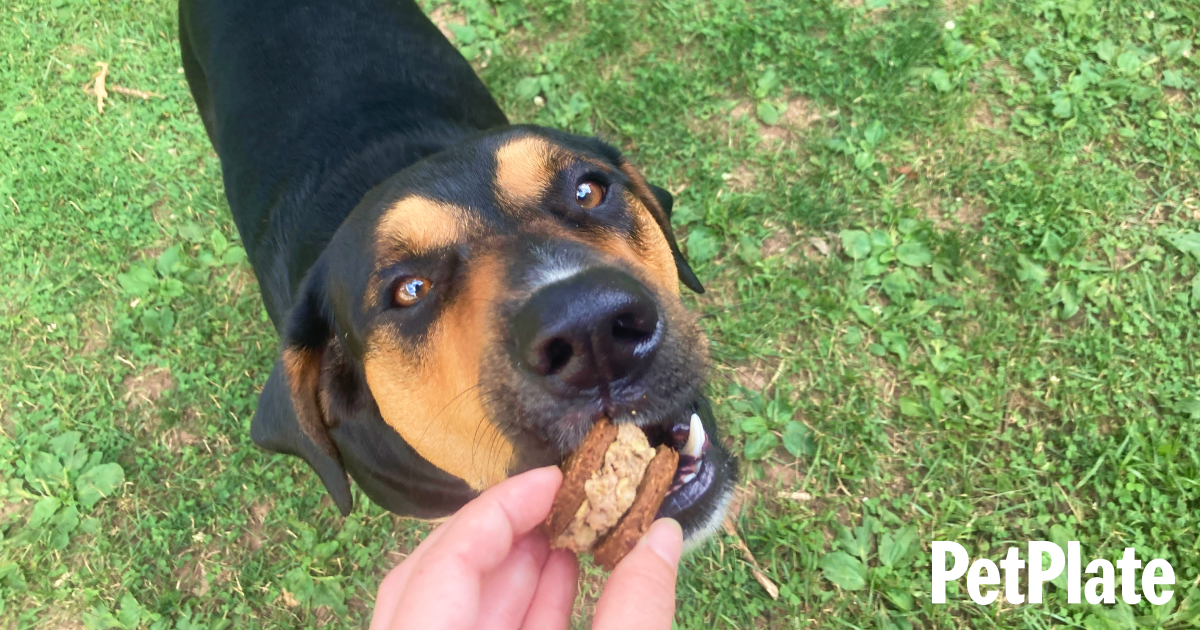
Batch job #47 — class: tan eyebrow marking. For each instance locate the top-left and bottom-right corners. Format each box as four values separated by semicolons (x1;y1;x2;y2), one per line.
366;196;477;309
374;196;468;255
494;136;560;211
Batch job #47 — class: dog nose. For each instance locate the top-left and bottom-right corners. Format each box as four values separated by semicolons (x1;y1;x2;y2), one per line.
513;268;661;391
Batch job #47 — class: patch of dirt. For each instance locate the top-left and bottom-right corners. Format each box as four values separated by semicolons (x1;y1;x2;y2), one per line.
868;355;900;405
761;230;792;259
874;431;918;500
764;461;802;490
759;96;821;145
222;266;259;304
38;612;85;630
923;195;988;231
725;483;757;521
121;367;175;409
1110;245;1137;270
1004;389;1036;420
79;318;108;354
58;44;91;60
384;549;408;566
830;502;855;528
953;198;989;229
134;198;174;260
162;426;202;454
239;501;273;552
175;555;210;597
346;595;372;619
1163;88;1187;107
968;101;1010;131
721;164;757;193
943;0;981;11
0;498;28;526
735;460;806;515
729;100;754;122
428;4;466;43
182;407;205;425
727;96;825;149
149;196;174;225
135;244;167;262
887;470;915;500
836;0;890;22
865;287;890;310
726;359;771;392
759;220;827;266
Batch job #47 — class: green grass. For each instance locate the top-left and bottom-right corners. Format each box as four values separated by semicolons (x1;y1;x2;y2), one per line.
2;0;1199;627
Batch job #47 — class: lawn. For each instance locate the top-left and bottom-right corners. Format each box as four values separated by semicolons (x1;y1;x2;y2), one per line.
2;0;1199;628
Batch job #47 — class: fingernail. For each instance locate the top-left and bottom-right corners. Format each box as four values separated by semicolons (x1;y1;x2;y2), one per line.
641;518;683;566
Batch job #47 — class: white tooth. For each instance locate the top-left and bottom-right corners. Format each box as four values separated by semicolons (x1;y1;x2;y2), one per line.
680;472;697;485
681;413;706;457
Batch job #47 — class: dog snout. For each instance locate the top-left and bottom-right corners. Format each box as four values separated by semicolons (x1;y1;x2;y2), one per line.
513;268;661;391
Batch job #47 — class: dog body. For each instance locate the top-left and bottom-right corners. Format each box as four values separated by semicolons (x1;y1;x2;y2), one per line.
180;0;735;539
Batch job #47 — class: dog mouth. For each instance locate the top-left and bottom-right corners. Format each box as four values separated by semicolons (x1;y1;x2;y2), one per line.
637;407;719;519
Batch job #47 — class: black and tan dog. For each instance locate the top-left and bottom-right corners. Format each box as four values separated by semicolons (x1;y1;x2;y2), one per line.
179;0;736;542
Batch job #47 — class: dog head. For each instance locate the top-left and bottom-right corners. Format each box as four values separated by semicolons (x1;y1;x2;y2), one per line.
252;126;736;541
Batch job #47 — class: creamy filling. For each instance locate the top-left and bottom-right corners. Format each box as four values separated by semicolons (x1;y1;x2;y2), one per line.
554;423;656;551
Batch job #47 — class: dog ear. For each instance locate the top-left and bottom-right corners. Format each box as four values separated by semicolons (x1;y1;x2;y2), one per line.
647;184;675;219
250;265;354;516
645;183;706;293
620;164;705;293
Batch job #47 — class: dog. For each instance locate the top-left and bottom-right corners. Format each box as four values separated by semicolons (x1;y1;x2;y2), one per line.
178;0;736;542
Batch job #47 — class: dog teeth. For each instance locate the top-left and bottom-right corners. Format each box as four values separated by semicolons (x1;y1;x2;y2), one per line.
679;472;697;486
680;413;706;458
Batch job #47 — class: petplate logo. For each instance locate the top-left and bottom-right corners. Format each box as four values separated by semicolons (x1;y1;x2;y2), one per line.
932;541;1176;606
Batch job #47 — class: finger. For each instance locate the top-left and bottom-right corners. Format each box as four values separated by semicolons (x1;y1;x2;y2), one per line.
475;533;551;630
367;524;453;630
592;518;683;630
520;549;579;630
369;561;410;630
386;466;562;629
371;466;555;630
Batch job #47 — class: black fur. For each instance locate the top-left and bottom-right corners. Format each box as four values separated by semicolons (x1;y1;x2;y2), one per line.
179;0;724;526
180;0;508;515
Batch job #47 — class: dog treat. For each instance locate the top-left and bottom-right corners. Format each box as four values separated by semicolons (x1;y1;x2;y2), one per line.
543;419;679;570
543;419;620;540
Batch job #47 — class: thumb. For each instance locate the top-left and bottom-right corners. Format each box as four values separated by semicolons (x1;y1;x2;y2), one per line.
592;518;683;630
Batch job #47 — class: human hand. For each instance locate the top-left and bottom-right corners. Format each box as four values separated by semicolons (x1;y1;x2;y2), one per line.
368;466;684;630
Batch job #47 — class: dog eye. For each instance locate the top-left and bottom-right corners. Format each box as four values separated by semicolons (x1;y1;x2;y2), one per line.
393;276;431;307
574;179;606;209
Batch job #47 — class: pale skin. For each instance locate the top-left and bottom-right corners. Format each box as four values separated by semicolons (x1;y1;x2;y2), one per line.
369;466;684;630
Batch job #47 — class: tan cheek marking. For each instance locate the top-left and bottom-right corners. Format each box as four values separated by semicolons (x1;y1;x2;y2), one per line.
620;190;679;295
589;229;676;296
494;136;556;210
616;164;681;296
363;255;514;490
367;197;474;309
